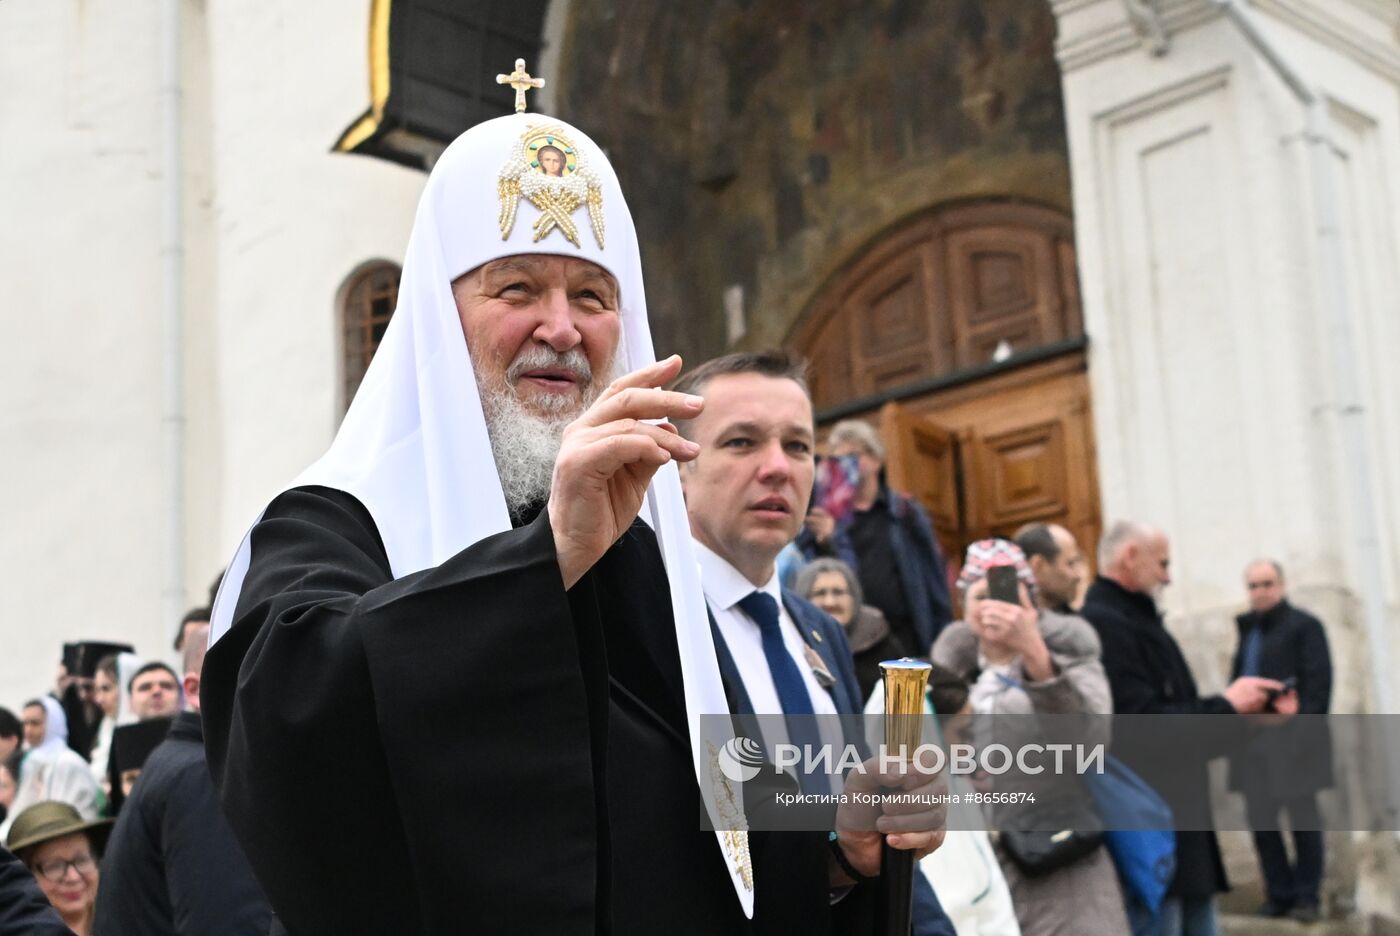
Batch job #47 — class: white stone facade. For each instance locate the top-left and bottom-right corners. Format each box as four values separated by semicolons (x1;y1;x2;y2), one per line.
1052;0;1400;919
0;0;424;697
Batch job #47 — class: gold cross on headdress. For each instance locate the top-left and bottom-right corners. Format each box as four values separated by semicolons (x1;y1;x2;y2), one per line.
496;59;545;114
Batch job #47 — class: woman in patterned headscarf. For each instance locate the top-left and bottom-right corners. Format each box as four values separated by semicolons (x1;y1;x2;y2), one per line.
931;538;1128;936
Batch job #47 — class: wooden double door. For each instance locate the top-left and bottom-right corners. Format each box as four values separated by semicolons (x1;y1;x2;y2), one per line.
876;353;1101;581
796;200;1102;584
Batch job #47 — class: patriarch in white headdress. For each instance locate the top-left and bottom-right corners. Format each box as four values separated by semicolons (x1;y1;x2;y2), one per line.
208;97;751;913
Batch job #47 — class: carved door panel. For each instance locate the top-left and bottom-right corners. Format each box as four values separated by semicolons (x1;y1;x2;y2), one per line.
876;364;1101;581
949;370;1100;574
879;401;965;567
962;418;1073;538
944;223;1068;369
847;253;940;398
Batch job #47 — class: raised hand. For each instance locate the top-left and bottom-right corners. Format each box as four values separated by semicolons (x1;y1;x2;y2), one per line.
548;355;703;589
804;506;835;544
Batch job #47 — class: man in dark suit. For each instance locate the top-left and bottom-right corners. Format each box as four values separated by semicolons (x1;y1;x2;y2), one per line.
1228;559;1331;922
1080;521;1288;936
674;351;954;935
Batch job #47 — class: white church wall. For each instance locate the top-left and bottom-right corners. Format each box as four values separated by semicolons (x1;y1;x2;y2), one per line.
1060;6;1325;652
1250;0;1400;687
0;0;425;702
200;0;424;582
0;2;171;699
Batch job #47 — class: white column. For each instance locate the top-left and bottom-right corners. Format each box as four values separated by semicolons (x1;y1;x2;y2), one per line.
1053;0;1400;678
1052;0;1400;919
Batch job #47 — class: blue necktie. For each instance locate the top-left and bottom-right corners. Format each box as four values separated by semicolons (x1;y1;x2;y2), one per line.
737;591;823;789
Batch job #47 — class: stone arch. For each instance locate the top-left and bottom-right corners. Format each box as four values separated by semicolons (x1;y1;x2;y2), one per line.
789;199;1081;412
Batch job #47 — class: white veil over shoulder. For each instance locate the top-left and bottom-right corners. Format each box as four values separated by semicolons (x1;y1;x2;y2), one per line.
4;696;101;833
208;113;750;915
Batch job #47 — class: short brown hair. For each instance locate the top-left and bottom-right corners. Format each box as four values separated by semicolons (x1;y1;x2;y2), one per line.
670;350;809;438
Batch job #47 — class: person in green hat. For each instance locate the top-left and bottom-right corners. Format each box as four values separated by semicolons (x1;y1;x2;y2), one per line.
5;801;111;936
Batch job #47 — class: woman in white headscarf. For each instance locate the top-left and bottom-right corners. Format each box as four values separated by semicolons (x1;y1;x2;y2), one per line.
86;653;142;793
1;698;100;839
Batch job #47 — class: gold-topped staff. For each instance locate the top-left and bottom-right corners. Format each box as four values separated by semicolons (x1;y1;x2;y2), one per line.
496;58;545;113
877;658;933;936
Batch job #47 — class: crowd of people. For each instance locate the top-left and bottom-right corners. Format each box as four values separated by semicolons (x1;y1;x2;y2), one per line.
0;103;1336;936
780;424;1334;936
1;604;271;935
0;420;1334;936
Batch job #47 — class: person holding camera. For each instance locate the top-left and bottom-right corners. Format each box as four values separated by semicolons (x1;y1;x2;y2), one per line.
932;538;1129;936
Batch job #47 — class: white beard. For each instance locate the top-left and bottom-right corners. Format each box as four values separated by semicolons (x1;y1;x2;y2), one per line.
477;344;607;519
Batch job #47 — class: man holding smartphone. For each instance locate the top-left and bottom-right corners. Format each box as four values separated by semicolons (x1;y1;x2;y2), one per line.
1227;560;1332;923
1081;522;1292;936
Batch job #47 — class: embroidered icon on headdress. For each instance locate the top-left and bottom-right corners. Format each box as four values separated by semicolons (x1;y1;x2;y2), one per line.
497;125;606;249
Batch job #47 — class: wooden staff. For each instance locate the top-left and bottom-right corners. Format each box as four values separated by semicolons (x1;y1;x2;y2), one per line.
875;658;932;936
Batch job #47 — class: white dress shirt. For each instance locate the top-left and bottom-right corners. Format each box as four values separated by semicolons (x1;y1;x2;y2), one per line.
693;541;840;753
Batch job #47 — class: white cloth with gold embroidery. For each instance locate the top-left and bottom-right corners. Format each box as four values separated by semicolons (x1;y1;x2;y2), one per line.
208;112;752;917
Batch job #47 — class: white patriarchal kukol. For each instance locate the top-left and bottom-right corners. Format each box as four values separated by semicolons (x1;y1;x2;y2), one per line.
206;112;752;916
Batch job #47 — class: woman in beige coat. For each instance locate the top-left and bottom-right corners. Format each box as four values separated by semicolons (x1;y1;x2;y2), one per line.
932;538;1129;936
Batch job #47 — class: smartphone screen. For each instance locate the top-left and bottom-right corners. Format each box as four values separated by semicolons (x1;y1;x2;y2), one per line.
812;454;860;524
986;565;1020;604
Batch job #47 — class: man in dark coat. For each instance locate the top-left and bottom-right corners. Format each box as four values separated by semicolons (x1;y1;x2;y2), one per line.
798;419;953;655
1014;522;1087;615
202;108;943;935
1080;522;1286;936
1227;560;1332;921
95;624;271;935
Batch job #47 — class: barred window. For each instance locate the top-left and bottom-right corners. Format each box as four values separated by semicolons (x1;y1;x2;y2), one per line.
341;261;402;410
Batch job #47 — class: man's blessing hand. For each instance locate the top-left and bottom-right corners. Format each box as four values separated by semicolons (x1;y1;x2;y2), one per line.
548;354;702;589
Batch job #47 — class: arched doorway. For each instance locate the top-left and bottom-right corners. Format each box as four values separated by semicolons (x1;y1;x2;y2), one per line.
791;201;1102;576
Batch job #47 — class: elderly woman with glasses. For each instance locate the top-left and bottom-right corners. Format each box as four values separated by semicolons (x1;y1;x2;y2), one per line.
794;556;908;699
5;801;111;936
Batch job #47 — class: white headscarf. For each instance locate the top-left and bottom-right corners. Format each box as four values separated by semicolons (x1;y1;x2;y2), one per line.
115;652;143;725
2;697;100;836
89;652;145;789
209;112;750;915
30;696;68;757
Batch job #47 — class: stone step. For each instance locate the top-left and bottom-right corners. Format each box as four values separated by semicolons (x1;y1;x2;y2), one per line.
1220;913;1369;936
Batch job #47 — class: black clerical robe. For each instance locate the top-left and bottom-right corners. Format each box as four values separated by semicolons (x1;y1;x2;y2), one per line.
203;486;880;935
